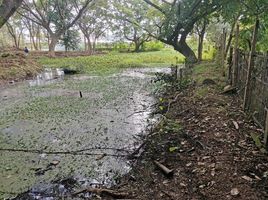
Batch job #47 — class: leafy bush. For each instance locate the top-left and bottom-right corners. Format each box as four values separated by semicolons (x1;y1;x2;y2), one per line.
142;41;165;51
112;42;131;52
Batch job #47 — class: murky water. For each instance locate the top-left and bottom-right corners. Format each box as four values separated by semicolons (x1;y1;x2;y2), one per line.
0;68;170;199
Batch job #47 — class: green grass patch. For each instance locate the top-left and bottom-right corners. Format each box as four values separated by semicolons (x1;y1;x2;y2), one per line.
195;87;211;98
193;62;225;87
38;48;215;75
38;49;185;75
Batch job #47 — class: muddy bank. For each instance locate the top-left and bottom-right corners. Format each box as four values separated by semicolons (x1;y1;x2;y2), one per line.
0;67;170;199
112;64;268;200
0;52;42;84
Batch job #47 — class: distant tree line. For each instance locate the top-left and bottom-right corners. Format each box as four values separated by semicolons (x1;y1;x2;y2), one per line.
0;0;267;63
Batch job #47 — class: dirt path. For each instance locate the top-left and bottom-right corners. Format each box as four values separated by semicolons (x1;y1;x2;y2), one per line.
110;64;268;200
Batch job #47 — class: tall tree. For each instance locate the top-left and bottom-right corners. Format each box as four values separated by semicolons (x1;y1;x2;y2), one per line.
60;29;81;52
194;18;209;62
142;0;232;64
5;14;24;49
0;0;23;28
113;0;151;52
78;0;108;54
22;13;42;50
19;0;93;56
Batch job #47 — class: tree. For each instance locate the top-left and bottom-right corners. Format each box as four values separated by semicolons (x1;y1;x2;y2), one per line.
113;0;151;52
142;0;232;64
78;0;108;54
194;18;209;62
60;29;81;52
5;14;24;49
22;13;42;50
0;0;23;28
19;0;93;56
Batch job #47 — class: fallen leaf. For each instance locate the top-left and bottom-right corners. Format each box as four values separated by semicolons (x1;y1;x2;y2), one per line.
230;188;239;196
169;146;179;152
197;162;205;166
51;160;60;166
242;175;252;181
199;184;206;189
180;183;187;187
96;153;107;161
211;169;216;176
186;162;192;167
232;121;239;130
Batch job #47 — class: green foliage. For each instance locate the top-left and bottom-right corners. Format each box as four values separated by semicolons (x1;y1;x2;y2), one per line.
38;50;185;75
112;42;131;52
169;146;179;152
160;119;181;134
153;70;192;95
60;29;81;51
112;0;152;52
141;41;164;51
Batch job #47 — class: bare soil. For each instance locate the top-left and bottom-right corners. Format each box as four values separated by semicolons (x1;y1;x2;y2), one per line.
0;51;42;85
108;79;268;199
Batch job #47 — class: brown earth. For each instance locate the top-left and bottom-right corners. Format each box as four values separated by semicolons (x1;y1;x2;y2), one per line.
0;51;42;85
99;64;268;200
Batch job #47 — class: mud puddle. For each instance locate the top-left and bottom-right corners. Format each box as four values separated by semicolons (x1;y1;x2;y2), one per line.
0;67;170;199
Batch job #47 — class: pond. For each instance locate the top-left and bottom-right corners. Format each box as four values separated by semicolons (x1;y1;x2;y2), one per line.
0;67;170;199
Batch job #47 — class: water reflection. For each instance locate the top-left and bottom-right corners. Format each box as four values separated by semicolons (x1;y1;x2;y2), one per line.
28;68;64;87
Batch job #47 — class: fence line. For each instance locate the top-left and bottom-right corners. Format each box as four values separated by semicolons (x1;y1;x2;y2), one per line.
231;50;268;132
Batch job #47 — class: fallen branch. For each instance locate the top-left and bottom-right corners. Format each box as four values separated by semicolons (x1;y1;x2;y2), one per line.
154;161;174;177
127;110;149;118
161;190;175;199
166;92;181;114
128;141;147;159
0;148;128;157
73;188;129;199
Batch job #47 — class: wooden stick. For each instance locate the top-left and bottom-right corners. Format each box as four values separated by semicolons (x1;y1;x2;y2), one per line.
264;108;268;146
232;23;239;86
0;148;128;157
154;161;174;177
243;18;259;111
73;188;129;199
166;92;181;114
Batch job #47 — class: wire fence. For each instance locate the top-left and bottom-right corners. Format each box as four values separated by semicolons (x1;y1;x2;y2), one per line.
234;50;268;129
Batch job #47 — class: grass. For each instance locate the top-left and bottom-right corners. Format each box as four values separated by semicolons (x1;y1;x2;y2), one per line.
193;62;226;87
38;48;215;75
191;61;228;99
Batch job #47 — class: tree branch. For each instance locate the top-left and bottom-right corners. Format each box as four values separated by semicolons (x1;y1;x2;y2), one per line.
143;0;166;15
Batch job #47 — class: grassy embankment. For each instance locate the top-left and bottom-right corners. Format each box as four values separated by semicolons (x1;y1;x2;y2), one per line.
0;52;42;82
38;48;215;75
0;47;215;81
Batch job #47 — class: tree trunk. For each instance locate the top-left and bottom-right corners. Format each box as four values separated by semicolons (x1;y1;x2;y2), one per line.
197;19;207;62
92;40;96;53
48;36;59;57
84;36;87;51
86;37;92;54
174;38;198;65
29;30;38;50
243;18;259;111
133;40;141;52
232;24;240;86
225;20;236;60
221;28;227;76
198;34;204;62
0;0;23;28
